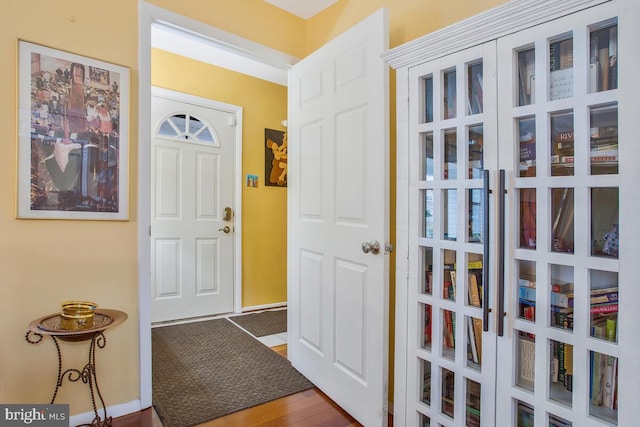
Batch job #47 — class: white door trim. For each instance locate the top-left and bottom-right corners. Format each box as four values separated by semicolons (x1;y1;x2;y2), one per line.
138;1;293;408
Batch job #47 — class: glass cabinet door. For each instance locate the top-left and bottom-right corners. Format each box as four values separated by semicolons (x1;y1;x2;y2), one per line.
495;3;622;426
407;42;498;426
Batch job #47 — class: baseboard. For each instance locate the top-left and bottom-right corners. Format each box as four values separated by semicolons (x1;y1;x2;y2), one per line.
69;399;141;426
242;302;287;312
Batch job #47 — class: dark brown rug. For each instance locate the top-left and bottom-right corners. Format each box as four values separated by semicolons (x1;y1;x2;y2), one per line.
228;309;287;337
152;317;312;427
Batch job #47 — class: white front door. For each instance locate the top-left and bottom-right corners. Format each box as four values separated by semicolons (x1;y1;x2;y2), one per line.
287;9;389;426
150;88;236;323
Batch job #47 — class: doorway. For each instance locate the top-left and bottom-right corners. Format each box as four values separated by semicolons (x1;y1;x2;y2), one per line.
138;2;294;409
150;88;238;323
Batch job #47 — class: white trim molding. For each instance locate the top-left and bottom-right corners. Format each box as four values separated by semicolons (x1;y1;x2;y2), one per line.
381;0;611;69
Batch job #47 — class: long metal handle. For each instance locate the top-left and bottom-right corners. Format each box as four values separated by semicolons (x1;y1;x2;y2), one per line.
497;169;506;337
483;170;491;332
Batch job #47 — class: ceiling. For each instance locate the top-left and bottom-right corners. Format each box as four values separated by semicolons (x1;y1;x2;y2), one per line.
263;0;339;20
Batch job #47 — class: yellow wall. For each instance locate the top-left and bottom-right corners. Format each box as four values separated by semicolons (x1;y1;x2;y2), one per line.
152;49;289;307
0;0;508;417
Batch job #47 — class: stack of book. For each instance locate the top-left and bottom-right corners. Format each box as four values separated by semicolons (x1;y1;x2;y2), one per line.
591;286;618;342
550;281;574;330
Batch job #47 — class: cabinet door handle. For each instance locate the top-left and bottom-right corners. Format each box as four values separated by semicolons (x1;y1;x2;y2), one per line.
483;170;491;332
497;169;506;337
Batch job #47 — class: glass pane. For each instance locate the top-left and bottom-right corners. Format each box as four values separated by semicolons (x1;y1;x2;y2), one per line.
198;128;215;143
549;339;573;406
589;351;618;423
444;69;457;119
589;23;618;93
443;189;457;241
516;400;534;426
549;413;572;427
467;61;483;115
517;260;536;322
468;125;483;179
159;119;178;137
171;114;187;134
519;188;536;249
424;189;434;238
467;189;483;243
518;48;536;106
466;315;482;368
591;187;618;258
590;270;618;342
442;309;456;360
188;116;204;134
421;359;432;405
421;413;431;426
443;249;456;301
590;104;618;175
441;368;455;418
424;76;434;123
444;129;457;179
550;111;574;176
516;331;535;391
551;188;574;253
549;37;574;101
466;378;481;426
423;132;435;180
550;264;574;331
422;247;434;295
422;303;433;349
518;117;536;177
467;254;483;308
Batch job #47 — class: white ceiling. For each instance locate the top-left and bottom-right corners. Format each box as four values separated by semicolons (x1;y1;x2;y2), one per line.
263;0;339;20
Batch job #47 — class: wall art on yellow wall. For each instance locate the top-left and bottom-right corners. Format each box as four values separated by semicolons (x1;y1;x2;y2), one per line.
265;128;287;187
17;41;130;220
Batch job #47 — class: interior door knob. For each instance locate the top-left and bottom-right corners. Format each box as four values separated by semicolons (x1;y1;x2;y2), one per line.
361;240;380;254
218;226;231;233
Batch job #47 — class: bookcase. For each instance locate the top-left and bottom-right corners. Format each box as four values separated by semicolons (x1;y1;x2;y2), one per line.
382;0;640;425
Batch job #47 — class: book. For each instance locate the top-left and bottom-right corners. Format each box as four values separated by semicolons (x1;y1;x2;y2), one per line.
468;274;483;362
518;285;536;302
551;281;573;292
564;343;573;391
591;303;618;314
551;291;573;308
591;351;604;405
467;316;479;364
602;355;617;408
518;334;535;385
590;290;618;304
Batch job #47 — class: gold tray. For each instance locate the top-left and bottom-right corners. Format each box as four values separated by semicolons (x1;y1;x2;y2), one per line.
28;309;127;342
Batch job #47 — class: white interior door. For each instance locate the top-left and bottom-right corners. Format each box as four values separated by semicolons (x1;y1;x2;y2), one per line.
287;9;389;427
150;88;236;323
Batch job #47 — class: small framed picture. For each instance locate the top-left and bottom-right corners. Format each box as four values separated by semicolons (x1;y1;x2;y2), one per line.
17;41;130;220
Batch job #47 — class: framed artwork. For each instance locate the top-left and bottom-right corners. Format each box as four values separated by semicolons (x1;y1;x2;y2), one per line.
17;41;130;220
264;128;287;187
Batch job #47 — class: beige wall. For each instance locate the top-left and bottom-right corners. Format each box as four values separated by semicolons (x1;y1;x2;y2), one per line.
0;0;507;416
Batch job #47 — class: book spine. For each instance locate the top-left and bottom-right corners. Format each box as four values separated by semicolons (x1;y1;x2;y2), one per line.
591;303;618;314
590;292;618;304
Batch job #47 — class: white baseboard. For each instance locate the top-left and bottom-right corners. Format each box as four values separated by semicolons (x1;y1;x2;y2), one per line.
242;302;287;312
69;399;141;425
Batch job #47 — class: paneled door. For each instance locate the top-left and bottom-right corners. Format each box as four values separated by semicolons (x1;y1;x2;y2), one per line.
150;88;236;323
287;8;390;427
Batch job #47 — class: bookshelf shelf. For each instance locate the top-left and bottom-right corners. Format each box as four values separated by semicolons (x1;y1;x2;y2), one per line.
388;1;638;426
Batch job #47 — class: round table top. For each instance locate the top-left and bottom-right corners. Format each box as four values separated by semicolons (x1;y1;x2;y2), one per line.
28;309;128;342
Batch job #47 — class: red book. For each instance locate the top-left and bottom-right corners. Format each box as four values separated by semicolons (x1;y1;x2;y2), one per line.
591;303;618;314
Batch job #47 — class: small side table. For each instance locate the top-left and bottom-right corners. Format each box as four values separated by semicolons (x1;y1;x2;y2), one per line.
26;309;127;427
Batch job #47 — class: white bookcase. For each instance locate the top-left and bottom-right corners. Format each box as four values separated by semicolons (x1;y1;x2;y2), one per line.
383;1;640;425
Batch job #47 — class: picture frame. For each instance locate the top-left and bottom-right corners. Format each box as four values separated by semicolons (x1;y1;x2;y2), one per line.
17;40;130;220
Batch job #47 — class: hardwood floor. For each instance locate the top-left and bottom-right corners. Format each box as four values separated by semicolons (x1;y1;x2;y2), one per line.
114;344;391;427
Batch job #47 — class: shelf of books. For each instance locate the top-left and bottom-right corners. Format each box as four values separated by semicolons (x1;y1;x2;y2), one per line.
499;5;622;426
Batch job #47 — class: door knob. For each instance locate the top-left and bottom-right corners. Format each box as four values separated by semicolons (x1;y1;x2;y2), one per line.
218;226;231;233
361;240;380;254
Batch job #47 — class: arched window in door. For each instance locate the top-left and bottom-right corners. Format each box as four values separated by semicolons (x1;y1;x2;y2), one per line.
157;113;218;146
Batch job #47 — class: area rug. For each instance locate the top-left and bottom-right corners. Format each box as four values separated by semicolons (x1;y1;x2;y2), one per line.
152;317;312;427
228;309;287;337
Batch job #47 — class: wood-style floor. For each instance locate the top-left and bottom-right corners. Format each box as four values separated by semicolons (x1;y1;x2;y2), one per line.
112;344;392;427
